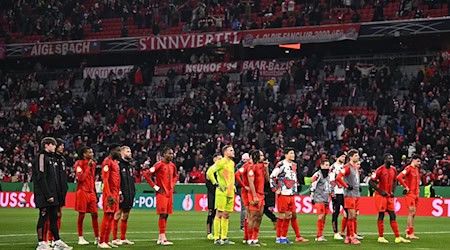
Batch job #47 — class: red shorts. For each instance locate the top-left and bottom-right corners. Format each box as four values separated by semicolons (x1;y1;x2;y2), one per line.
156;193;173;215
277;195;296;213
75;191;98;213
375;194;395;212
314;203;329;215
405;194;419;208
241;189;249;207
248;193;265;211
344;197;360;210
102;193;119;213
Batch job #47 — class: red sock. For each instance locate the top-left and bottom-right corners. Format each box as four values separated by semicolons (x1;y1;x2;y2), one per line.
158;218;167;234
341;217;347;234
316;219;322;237
77;213;86;237
291;218;300;237
253;227;260;240
347;219;355;237
120;219;128;240
100;213;113;243
106;215;113;243
321;219;326;235
92;212;99;238
282;218;290;237
112;219;119;240
276;219;282;238
390;221;400;237
377;220;384;237
248;227;254;241
354;218;358;234
43;219;49;242
407;227;414;234
244;218;248;240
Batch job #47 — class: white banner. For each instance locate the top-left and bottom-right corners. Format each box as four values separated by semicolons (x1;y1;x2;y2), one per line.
83;65;133;79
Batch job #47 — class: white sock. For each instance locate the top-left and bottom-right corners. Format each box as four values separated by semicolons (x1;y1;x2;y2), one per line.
38;241;45;246
55;240;62;244
79;236;84;239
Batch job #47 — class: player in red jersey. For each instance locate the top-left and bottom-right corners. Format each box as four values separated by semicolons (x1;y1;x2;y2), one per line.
397;155;421;239
98;144;121;249
336;149;361;245
144;147;178;246
369;154;410;244
74;146;99;245
247;150;269;247
234;151;253;244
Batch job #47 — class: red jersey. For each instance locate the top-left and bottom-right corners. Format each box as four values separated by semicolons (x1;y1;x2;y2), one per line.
248;163;266;196
144;161;178;196
397;165;420;196
235;162;252;189
75;159;96;193
101;156;120;197
371;165;397;195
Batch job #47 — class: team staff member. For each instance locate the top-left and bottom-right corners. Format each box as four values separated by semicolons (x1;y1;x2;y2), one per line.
74;146;99;245
45;138;69;244
33;137;72;250
144;147;178;246
112;146;136;245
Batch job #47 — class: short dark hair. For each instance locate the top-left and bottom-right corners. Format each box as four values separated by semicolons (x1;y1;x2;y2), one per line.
80;146;92;156
222;145;233;154
251;150;262;164
348;149;359;158
162;146;173;155
41;137;56;148
108;143;121;152
320;159;330;166
411;154;421;160
213;152;222;158
283;147;295;155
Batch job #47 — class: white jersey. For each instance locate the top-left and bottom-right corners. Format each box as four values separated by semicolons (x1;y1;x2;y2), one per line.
329;161;344;195
270;159;298;196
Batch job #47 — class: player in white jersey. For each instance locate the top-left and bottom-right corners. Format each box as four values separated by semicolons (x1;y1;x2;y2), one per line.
329;151;346;240
270;148;308;244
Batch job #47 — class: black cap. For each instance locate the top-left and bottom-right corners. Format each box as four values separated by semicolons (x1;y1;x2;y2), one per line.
56;138;64;147
336;151;346;158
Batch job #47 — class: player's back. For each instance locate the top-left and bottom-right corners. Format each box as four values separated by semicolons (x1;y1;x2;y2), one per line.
251;163;265;195
102;156;120;194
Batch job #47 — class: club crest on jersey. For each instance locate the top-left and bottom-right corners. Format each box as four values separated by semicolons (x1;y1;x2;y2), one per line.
104;165;109;172
150;167;155;173
76;167;82;172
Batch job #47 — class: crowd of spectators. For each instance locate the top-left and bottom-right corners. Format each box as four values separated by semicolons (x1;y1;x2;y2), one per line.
0;51;449;189
1;0;449;43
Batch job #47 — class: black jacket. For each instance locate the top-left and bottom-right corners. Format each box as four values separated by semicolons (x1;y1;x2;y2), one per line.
32;151;59;208
54;153;69;206
119;159;136;207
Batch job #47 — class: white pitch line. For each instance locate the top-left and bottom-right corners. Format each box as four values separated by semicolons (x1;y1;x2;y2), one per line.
0;231;450;245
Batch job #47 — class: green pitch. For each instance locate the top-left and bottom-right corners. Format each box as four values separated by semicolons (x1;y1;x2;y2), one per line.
0;208;449;249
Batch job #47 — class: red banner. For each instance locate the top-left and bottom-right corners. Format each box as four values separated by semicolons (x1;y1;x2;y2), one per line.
242;60;295;77
185;62;239;74
23;40;100;57
194;194;450;217
154;60;294;77
242;24;360;46
138;31;241;51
